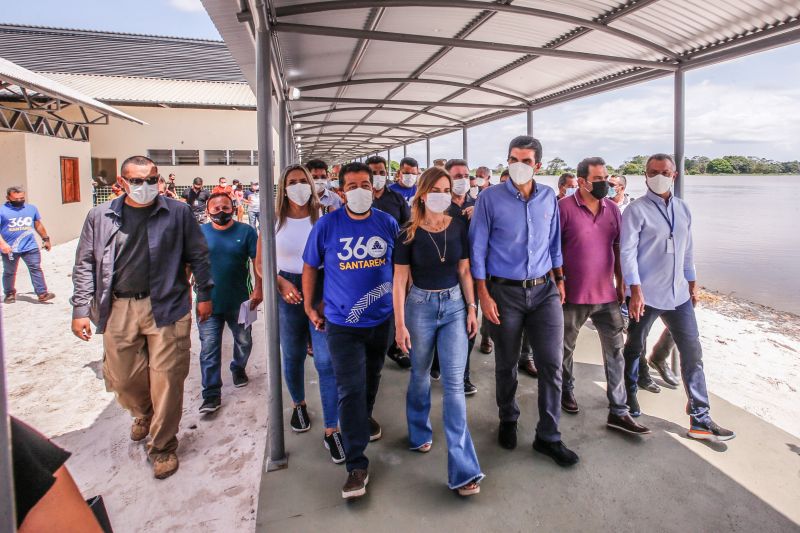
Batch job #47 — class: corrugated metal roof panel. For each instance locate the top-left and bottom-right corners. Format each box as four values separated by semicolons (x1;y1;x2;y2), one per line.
0;57;144;124
44;73;255;108
0;24;245;82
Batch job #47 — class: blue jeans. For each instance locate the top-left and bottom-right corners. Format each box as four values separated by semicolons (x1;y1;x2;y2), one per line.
326;318;391;472
2;248;47;296
277;271;338;429
405;285;484;489
248;211;260;230
623;298;711;426
198;310;253;399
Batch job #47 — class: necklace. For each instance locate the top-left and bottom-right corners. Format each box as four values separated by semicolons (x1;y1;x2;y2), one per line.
426;226;447;262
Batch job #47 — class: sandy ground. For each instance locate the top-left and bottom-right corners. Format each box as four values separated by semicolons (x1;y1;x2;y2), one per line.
3;240;799;531
3;239;267;532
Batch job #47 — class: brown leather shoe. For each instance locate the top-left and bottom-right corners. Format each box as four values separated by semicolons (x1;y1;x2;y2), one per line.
37;292;55;302
518;357;538;378
479;337;493;354
153;452;179;479
561;390;579;414
130;417;151;442
607;413;651;435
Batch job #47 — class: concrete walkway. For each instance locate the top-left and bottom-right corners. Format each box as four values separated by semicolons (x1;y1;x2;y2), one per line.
256;327;800;532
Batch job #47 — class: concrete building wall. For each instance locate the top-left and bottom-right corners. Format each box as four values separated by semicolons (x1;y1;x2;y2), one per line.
87;106;272;185
0;132;93;245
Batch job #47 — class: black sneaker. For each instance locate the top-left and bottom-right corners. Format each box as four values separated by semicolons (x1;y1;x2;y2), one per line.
464;379;477;396
430;369;441;381
396;353;411;369
688;419;736;442
369;417;382;441
627;392;641;418
290;404;311;432
199;396;221;414
342;469;369;499
532;438;579;467
498;421;517;450
324;431;346;464
232;368;249;388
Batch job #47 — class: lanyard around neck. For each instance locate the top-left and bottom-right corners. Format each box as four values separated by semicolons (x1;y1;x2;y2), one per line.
648;198;675;237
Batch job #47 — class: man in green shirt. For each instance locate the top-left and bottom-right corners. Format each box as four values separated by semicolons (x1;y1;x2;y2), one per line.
198;193;262;413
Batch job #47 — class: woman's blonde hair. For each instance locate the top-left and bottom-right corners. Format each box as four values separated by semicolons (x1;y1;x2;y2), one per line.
403;166;452;244
276;164;321;231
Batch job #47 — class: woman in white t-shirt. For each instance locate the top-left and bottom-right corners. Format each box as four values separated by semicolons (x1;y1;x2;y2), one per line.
256;164;344;464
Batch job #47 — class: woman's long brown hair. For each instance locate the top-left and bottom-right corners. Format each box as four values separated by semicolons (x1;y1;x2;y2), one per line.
403;166;452;244
275;164;321;231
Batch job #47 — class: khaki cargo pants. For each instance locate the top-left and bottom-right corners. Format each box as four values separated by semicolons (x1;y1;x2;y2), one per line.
102;296;191;459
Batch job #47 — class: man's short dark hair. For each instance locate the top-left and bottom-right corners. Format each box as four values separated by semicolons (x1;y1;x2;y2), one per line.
6;186;24;196
207;192;233;207
305;159;328;171
507;136;543;164
193;177;203;186
365;155;387;168
340;162;372;183
120;155;156;175
557;172;575;188
611;174;628;188
500;168;510;178
576;157;607;179
219;177;227;183
444;158;468;171
399;157;418;169
475;166;490;176
646;153;675;169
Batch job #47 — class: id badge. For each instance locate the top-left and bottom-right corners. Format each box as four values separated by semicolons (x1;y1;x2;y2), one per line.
665;236;675;254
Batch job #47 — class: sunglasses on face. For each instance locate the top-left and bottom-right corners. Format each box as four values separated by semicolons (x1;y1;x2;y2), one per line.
125;176;160;186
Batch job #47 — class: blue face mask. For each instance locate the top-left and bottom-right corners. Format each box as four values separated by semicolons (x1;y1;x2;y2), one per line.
565;187;578;197
607;186;617;198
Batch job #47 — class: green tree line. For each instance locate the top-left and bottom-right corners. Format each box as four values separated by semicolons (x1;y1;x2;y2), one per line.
543;155;800;176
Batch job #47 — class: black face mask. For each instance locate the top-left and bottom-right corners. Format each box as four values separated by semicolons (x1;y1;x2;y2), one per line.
9;200;24;208
209;211;233;225
589;181;610;200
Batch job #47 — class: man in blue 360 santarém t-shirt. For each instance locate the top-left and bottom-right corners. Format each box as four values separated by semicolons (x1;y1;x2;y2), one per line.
303;162;399;501
0;186;55;303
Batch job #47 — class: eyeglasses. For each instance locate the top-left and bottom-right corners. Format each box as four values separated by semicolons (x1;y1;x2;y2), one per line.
125;175;160;185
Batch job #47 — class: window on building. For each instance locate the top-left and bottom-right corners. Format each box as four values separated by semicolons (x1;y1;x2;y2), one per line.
147;149;173;166
203;150;258;166
60;157;81;204
175;150;199;166
205;150;228;165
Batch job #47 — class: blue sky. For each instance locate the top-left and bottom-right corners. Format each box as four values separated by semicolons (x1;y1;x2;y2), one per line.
5;0;799;168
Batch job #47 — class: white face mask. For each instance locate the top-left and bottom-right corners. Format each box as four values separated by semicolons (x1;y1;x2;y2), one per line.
401;174;417;187
345;188;373;214
425;192;451;213
451;178;469;196
646;174;673;195
373;175;387;191
314;179;328;193
330;179;340;189
469;186;479;198
508;162;535;185
286;183;312;206
489;174;501;185
476;178;486;187
126;181;159;205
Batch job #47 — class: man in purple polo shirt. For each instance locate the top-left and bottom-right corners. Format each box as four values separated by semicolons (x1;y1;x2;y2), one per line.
559;157;650;435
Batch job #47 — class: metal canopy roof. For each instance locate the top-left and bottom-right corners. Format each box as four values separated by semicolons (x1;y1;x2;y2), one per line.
209;0;800;163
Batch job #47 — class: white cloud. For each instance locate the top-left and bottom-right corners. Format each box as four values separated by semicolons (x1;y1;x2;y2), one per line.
169;0;205;13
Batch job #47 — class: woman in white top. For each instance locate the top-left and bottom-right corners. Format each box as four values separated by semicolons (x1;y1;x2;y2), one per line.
255;164;344;464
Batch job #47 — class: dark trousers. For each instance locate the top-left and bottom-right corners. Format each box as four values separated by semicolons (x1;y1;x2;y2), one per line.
489;279;563;442
623;299;711;426
326;318;391;472
2;248;47;296
639;328;676;380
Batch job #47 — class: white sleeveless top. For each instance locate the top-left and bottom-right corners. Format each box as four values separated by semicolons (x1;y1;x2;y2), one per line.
275;216;313;274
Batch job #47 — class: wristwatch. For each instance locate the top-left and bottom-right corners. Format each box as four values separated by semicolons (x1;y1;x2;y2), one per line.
554;275;565;282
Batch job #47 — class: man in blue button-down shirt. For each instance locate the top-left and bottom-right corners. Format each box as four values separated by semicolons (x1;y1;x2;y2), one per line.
470;136;578;467
621;153;734;442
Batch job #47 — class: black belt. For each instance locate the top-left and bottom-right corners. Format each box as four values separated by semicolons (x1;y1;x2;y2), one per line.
113;291;150;300
488;275;548;288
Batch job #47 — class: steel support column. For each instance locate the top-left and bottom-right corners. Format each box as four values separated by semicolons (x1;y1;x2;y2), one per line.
279;101;289;168
674;69;685;199
255;9;287;472
387;148;391;169
426;138;431;168
462;127;468;162
403;144;407;158
526;108;533;136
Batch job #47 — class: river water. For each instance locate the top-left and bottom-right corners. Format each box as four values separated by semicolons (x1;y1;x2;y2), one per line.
534;174;800;315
